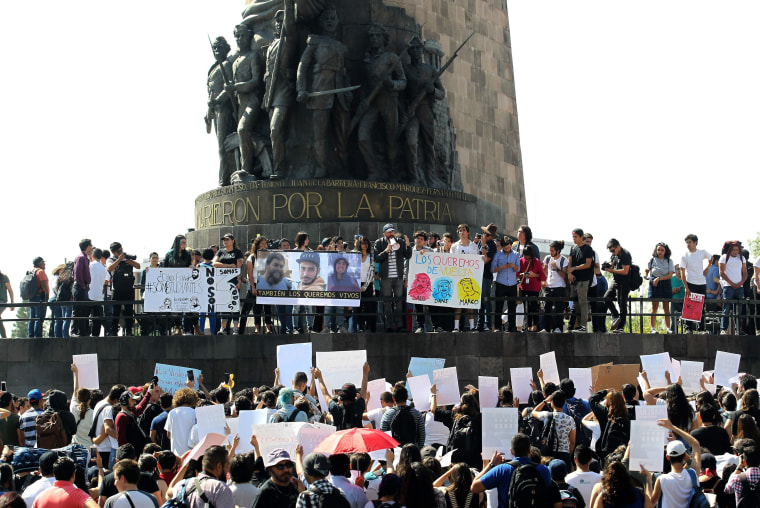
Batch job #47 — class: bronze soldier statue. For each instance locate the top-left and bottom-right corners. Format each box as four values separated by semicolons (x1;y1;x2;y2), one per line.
402;35;445;187
296;5;352;178
263;0;298;180
224;24;271;179
205;37;238;187
357;23;406;182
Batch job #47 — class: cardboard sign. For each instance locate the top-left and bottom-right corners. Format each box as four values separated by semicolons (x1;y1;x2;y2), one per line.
433;367;460;406
277;343;312;391
539;352;560;385
406;251;485;309
316;350;367;393
154;363;202;394
478;376;500;409
482;408;519;459
510;368;533;403
591;363;640;393
682;293;705;322
72;354;99;389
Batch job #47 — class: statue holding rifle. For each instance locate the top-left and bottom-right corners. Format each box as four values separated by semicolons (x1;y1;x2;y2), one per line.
205;36;238;187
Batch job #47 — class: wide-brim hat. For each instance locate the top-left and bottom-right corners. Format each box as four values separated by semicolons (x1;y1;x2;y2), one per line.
481;224;498;236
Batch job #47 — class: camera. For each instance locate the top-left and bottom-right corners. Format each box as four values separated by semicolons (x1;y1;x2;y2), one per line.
438;241;445;246
124;254;137;261
601;261;612;270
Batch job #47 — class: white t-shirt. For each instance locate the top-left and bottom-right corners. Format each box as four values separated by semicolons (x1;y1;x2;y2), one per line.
366;407;388;430
755;257;760;271
94;399;118;451
544;255;567;289
89;261;108;301
21;476;55;506
451;240;479;255
582;418;601;450
658;469;695;508
719;254;746;287
565;470;601;507
590;251;599;288
424;411;451;446
70;394;94;448
680;249;710;285
228;482;260;508
535;411;575;453
104;490;159;508
166;406;197;456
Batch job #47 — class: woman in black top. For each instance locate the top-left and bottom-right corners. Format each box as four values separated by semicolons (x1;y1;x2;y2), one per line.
213;234;245;334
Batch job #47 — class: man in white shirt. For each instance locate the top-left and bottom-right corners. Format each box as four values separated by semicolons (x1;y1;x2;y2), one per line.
565;445;600;507
21;451;58;507
451;224;480;332
104;460;159;508
679;234;711;332
94;385;125;469
89;248;108;336
719;242;747;335
364;391;393;430
328;453;369;508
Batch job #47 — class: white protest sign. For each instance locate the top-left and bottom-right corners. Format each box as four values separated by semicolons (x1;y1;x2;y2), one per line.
251;423;302;458
72;354;99;389
144;268;206;313
196;404;227;436
316;350;367;393
629;420;665;472
478;376;499;409
298;423;336;456
539;352;560;385
635;405;669;444
680;360;704;395
366;379;387;412
714;351;741;387
433;367;460;406
406;251;485;309
277;343;312;391
640;352;672;388
316;384;330;414
671;359;681;380
510;368;533;403
154;363;202;394
226;418;238;446
251;409;272;427
235;411;255;453
482;408;519;459
440;449;457;467
568;368;593;401
407;375;432;406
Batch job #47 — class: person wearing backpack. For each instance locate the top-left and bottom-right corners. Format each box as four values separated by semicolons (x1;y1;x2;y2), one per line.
558;379;592;450
588;390;630;463
36;389;77;449
380;386;425;449
23;257;49;338
724;441;760;507
430;388;482;470
471;433;561;508
269;388;308;423
295;452;350;508
532;391;576;471
547;460;585;508
601;239;632;334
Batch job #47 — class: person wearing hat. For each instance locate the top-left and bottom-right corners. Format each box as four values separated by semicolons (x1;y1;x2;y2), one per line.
253;447;299;508
374;224;412;333
296;252;325;291
20;450;59;506
213;233;245;334
115;385;159;453
477;224;499;332
547;459;584;507
641;418;702;508
294;451;348;507
18;389;45;447
26;256;49;338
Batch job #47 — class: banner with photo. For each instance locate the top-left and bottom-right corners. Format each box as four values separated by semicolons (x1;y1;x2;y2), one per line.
254;251;361;306
406;251;484;309
143;267;241;313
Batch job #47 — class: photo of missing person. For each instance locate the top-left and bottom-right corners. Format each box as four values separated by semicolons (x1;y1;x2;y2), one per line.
327;255;360;292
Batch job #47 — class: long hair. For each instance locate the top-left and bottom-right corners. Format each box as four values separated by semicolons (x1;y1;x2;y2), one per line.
652;242;672;259
741;389;759;411
666;384;694;432
606;391;628;421
399;462;436;508
601;461;636;506
76;388;91;421
396;444;421;479
445;463;474;507
168;235;186;264
736;413;760;442
456;392;480;420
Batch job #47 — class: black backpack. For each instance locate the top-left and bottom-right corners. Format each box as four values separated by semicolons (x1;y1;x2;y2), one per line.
273;410;301;423
390;406;417;445
597;417;629;458
505;460;552;508
57;278;73;302
628;264;643;290
447;415;474;454
522;413;545;449
112;261;135;292
564;399;591;447
335;402;363;431
737;472;760;508
137;403;162;436
19;270;40;300
309;485;350;508
537;414;557;456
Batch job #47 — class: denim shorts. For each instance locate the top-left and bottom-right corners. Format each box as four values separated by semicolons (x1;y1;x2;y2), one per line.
648;278;672;299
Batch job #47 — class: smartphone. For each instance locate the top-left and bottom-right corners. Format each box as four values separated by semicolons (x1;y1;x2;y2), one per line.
186;370;194;382
90;445;98;458
150;376;159;389
1;381;6;392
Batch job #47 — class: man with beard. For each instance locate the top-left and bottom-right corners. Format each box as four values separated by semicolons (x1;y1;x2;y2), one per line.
297;252;326;291
257;253;290;291
252;448;299;508
186;446;234;507
115;389;156;453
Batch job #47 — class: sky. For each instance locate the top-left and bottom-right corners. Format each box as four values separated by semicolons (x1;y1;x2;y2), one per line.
1;1;759;309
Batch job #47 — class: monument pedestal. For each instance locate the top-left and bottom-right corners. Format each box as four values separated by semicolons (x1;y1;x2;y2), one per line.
187;179;504;248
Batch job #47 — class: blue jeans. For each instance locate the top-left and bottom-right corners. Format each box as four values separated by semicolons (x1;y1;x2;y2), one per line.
277;305;293;334
721;286;744;331
325;306;346;331
51;299;71;338
295;305;313;332
28;295;47;338
477;277;493;330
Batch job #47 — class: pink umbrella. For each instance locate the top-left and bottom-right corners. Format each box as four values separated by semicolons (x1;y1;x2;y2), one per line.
313;428;400;454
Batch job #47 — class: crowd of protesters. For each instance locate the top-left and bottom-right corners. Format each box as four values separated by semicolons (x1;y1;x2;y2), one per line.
2;227;759;338
0;357;759;506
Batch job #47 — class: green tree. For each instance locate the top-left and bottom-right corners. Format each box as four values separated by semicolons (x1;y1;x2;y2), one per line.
748;232;760;258
11;305;29;338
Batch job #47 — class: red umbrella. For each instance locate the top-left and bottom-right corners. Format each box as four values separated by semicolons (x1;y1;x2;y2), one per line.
313;428;400;454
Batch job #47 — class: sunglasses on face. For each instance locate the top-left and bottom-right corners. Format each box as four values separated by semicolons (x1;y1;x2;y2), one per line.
273;462;293;470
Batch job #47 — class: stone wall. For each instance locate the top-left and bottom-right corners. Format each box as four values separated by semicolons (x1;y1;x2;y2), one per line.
1;332;754;395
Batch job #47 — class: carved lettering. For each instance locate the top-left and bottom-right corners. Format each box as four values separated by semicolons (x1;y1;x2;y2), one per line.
356;193;375;218
337;192;353;219
222;200;233;225
287;193;307;220
246;197;260;222
442;202;452;222
306;192;323;219
424;200;437;221
389;195;403;219
399;198;415;219
272;194;288;220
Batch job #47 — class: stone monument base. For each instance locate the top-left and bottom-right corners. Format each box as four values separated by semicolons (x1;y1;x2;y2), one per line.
187;179;504;248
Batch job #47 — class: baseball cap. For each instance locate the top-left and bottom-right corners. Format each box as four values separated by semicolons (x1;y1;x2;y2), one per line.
222;233;234;240
303;453;330;477
340;383;357;401
548;459;567;479
127;386;142;394
40;451;60;471
666;440;687;457
28;389;43;402
264;448;292;468
297;252;320;265
383;223;395;233
119;391;140;406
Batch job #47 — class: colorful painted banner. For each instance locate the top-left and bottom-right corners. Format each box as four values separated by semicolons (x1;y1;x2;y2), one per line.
406;251;484;309
254;251;361;306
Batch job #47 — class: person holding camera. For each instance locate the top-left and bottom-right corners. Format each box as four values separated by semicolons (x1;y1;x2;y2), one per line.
603;238;632;333
107;242;141;336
